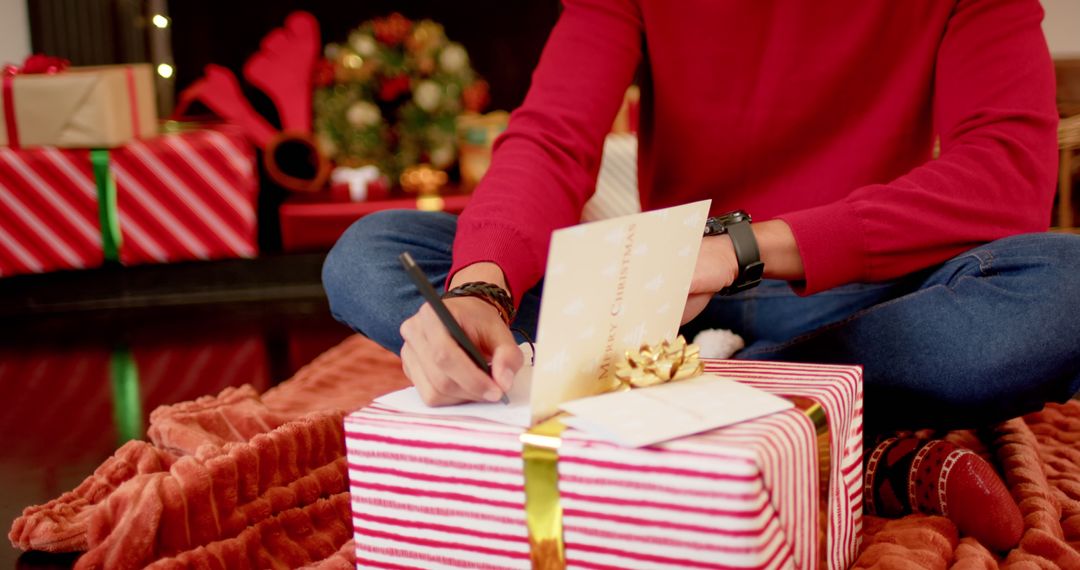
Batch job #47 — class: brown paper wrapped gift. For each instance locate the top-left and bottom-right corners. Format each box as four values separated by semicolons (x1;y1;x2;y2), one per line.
0;64;157;148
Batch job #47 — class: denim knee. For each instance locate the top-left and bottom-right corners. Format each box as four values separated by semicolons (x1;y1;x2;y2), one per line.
322;209;457;352
322;216;369;328
1020;234;1080;398
322;210;420;334
959;233;1080;413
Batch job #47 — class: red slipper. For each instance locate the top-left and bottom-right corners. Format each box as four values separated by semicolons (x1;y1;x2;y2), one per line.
864;437;1023;551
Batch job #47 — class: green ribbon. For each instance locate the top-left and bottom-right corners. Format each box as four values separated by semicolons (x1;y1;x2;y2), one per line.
109;347;143;444
90;149;122;262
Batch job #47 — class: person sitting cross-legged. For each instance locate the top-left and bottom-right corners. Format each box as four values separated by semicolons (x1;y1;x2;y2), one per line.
323;0;1080;550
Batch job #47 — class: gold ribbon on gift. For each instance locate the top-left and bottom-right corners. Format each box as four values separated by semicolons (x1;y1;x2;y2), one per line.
521;415;569;570
520;337;832;570
790;396;832;569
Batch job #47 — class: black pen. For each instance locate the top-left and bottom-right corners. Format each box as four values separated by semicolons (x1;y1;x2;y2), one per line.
399;251;510;405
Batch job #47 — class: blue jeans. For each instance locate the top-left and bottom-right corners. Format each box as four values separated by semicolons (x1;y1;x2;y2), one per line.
322;210;1080;431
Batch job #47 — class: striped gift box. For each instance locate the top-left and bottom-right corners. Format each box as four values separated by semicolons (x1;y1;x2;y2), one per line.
346;359;863;569
581;133;641;223
0;127;257;277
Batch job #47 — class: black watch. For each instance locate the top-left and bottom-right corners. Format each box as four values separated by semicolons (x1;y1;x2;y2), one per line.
704;210;764;295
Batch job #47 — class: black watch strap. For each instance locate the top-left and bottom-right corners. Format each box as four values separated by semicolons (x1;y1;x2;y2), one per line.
704;211;764;295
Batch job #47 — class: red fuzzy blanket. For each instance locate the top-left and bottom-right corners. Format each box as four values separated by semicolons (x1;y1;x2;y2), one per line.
9;335;1080;568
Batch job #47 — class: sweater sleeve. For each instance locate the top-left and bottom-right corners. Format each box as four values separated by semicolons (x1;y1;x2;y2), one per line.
778;0;1058;295
450;0;643;303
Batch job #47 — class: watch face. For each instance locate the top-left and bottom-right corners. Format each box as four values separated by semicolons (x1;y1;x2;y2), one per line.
704;210;752;236
716;210;750;225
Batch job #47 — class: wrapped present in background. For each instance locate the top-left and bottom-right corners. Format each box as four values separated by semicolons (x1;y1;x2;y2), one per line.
279;124;640;254
610;84;640;135
456;111;508;192
279;191;471;253
1;59;157;149
0;125;258;277
581;85;643;222
582;133;642;223
346;359;863;570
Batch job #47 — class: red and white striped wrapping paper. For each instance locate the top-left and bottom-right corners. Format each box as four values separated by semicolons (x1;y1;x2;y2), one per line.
346;359;863;570
0;126;257;277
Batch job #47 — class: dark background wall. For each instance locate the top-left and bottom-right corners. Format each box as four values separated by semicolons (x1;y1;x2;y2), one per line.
30;0;561;114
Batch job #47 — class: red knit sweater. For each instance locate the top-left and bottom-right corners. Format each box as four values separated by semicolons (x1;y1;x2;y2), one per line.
451;0;1058;301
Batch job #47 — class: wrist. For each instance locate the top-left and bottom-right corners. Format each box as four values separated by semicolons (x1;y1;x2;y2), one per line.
697;234;740;292
444;281;516;325
449;262;508;293
752;220;804;281
704;210;764;295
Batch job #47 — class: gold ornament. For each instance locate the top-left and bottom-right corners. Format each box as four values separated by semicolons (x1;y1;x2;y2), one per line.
400;164;448;211
334;52;374;83
614;335;704;389
342;53;363;69
406;21;445;55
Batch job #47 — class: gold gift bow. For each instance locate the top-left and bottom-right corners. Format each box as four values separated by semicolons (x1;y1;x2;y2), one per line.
521;338;831;570
612;335;704;389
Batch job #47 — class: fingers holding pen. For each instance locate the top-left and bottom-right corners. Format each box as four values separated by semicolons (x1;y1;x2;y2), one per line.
400;340;466;407
488;330;524;393
400;302;506;405
421;302;509;402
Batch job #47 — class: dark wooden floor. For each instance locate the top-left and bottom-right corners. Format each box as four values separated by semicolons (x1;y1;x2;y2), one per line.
0;253;354;568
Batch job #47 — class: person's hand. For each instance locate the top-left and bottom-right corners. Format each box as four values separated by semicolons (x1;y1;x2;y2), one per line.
682;235;739;325
399;295;524;407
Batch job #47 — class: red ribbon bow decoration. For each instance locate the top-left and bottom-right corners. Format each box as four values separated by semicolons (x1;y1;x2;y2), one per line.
4;54;71;77
16;54;71;75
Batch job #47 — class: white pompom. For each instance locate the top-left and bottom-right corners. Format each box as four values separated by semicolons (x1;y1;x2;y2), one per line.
692;329;745;360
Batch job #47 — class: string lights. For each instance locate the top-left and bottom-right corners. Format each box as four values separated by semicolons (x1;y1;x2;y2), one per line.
146;0;175;114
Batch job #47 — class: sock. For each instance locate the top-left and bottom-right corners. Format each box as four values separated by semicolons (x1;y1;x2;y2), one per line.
864;437;1023;551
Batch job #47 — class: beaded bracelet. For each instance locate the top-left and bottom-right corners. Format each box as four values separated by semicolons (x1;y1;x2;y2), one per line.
442;281;516;326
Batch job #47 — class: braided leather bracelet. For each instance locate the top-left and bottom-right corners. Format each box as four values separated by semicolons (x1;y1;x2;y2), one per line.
442;281;516;325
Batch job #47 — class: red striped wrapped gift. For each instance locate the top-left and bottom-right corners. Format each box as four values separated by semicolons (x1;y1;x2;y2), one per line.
346;359;863;570
0;126;257;277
